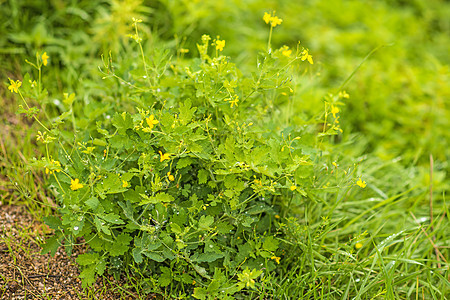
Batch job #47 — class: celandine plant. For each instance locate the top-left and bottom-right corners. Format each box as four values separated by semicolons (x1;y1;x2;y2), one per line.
11;14;363;299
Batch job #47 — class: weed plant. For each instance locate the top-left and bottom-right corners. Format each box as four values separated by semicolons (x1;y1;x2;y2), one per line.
2;1;449;299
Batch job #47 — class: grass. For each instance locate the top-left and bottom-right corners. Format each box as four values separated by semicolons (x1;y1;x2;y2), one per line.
1;0;449;299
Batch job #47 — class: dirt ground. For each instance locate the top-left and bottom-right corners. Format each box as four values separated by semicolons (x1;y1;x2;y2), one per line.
0;204;151;299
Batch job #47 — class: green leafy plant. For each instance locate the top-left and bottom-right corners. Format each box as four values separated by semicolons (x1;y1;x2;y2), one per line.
10;14;365;298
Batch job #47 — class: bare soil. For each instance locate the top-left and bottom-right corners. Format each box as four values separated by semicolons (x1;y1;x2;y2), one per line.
0;205;149;299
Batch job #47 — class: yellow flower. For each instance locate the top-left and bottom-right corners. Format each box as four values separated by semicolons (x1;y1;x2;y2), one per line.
332;162;338;168
355;242;363;249
271;16;283;27
282;47;292;57
290;185;297;191
300;49;314;64
274;214;280;219
356;178;367;188
8;78;22;93
331;105;340;118
70;178;83;191
159;151;170;162
41;52;49;66
263;12;272;24
180;48;189;54
271;256;281;264
215;39;225;51
167;172;175;181
227;95;239;108
339;91;350;99
122;180;129;188
263;12;283;27
146;115;159;130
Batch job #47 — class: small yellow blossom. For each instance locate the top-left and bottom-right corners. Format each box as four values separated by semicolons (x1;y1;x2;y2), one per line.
274;214;280;219
271;256;281;264
263;12;272;24
331;105;340;118
159;151;170;162
8;79;22;93
332;162;338;168
356;178;367;188
70;178;84;191
300;49;314;64
280;46;292;57
180;48;189;54
226;95;239;108
122;180;129;188
41;52;49;66
290;185;297;191
167;172;175;181
270;16;283;27
355;242;363;249
339;91;350;99
192;280;196;285
146;115;159;130
263;12;283;27
215;39;225;51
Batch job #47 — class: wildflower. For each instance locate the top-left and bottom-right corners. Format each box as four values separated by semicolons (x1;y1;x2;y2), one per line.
8;78;22;93
356;178;367;188
271;256;281;264
274;214;280;219
300;49;314;64
290;185;297;191
41;52;49;66
263;12;272;24
122;180;129;188
167;172;175;181
263;12;283;27
355;242;363;249
331;105;340;118
339;90;350;99
280;45;291;57
70;178;84;191
215;39;225;51
159;151;170;162
226;95;239;108
332;162;338;168
270;16;282;27
146;115;159;130
180;48;189;54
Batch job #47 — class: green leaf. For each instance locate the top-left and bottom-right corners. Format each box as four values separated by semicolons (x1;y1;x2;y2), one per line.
179;99;196;125
198;169;208;184
198;215;214;230
139;192;174;205
79;265;96;288
263;236;279;252
144;252;165;262
43;216;62;230
112;112;133;132
107;233;132;256
132;248;143;263
159;267;172;287
99;213;124;224
194;252;224;263
193;287;207;300
85;197;100;210
41;234;63;256
94;216;111;235
76;252;99;266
